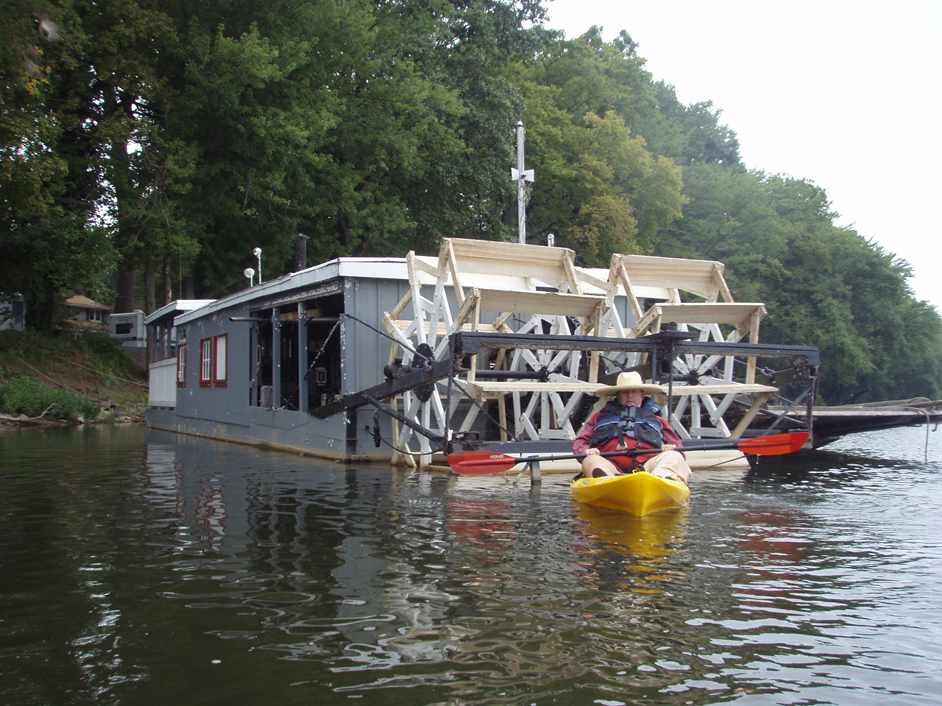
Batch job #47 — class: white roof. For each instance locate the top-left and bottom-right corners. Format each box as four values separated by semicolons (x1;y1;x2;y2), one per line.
145;299;216;325
173;258;408;326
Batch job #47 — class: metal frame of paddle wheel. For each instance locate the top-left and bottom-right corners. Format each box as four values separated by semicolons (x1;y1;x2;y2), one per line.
312;330;819;467
360;238;816;469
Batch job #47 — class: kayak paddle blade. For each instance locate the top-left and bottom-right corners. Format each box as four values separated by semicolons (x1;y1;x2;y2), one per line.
447;451;520;475
737;431;810;456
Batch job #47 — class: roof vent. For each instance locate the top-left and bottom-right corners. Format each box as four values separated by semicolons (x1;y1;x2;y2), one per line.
295;233;309;271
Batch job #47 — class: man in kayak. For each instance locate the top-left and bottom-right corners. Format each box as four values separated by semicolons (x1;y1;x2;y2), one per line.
573;371;691;484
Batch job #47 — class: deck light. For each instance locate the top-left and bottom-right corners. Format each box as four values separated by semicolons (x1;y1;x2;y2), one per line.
252;247;262;283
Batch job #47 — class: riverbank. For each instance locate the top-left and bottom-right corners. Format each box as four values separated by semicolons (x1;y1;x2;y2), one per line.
0;330;146;427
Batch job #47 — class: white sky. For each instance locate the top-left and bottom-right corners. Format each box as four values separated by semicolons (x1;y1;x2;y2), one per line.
547;0;942;310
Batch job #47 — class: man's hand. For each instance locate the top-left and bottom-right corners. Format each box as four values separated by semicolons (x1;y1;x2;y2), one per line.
662;444;676;451
586;447;600;456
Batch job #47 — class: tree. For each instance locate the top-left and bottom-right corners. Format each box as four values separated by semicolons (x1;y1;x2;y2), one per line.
0;1;117;327
660;167;941;402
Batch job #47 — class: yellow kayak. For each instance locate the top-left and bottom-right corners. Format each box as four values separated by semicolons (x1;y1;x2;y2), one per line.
570;472;690;516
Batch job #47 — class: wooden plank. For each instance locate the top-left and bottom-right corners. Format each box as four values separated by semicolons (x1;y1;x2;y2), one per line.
446;238;576;290
630;304;662;336
413;256;440;279
654;302;766;327
406;253;426;346
730;391;775;437
388;288;412;319
427;248;451;352
391;320;504;335
383;312;419;362
467;294;481;383
668;383;777;396
698;392;732;436
746;309;762;384
562;254;582;294
462;381;602;396
616;253;728;300
445;240;465;305
477;288;605;318
589;303;602;383
713;263;735;303
616;262;644;321
448;237;575;264
452;288;480;330
575;267;613;295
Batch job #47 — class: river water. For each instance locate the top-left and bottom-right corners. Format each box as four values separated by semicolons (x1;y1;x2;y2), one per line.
1;425;940;705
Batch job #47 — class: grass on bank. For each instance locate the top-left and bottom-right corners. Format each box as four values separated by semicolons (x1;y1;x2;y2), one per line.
0;376;99;420
0;330;147;421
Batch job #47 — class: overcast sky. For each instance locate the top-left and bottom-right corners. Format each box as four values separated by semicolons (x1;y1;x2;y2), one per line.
547;0;942;310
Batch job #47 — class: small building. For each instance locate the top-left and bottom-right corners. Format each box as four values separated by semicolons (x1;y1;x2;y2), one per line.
108;310;146;349
63;294;112;332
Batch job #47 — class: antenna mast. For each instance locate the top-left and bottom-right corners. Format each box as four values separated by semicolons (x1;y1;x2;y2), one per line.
511;121;535;244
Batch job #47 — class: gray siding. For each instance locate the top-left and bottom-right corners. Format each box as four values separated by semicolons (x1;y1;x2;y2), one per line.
169;281;352;461
343;277;409;456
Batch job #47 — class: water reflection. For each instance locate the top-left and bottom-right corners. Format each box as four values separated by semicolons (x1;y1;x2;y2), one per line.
1;426;940;705
576;506;688;596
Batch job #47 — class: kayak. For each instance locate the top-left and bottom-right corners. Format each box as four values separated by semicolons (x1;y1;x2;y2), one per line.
570;472;690;516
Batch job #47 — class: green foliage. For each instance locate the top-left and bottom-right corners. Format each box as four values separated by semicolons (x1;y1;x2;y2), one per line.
662;166;942;402
0;376;98;420
513;64;685;263
1;2;939;402
0;329;141;381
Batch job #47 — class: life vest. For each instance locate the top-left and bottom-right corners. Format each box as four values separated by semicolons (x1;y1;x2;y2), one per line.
590;397;665;450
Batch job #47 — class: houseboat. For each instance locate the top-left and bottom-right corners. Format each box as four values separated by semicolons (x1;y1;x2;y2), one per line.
145;237;822;472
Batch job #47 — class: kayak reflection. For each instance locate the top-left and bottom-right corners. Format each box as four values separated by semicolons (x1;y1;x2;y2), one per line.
576;505;688;594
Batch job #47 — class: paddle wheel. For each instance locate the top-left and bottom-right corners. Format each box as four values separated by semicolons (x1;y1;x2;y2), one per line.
375;237;803;469
383;238;626;467
603;253;779;442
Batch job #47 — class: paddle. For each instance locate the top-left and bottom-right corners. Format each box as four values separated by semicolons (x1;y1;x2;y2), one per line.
447;430;810;476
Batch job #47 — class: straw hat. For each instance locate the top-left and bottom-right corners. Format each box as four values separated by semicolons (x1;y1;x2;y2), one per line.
594;371;665;400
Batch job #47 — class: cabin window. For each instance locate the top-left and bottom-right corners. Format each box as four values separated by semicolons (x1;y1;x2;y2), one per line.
177;343;187;387
213;334;228;386
200;338;213;386
115;322;133;335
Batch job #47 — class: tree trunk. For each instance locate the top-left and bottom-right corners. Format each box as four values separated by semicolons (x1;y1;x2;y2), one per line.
106;83;139;313
162;257;172;305
115;266;136;312
144;260;156;313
